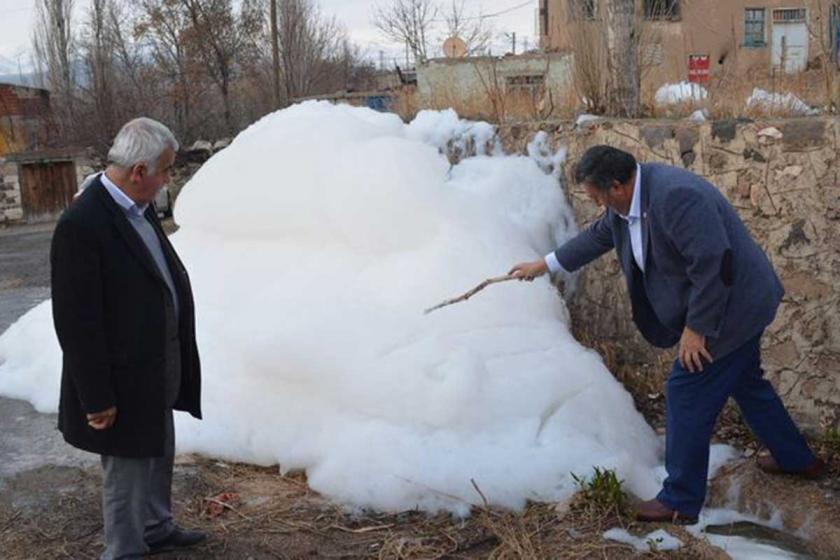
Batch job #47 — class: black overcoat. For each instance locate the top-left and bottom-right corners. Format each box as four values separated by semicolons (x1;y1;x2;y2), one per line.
51;177;201;457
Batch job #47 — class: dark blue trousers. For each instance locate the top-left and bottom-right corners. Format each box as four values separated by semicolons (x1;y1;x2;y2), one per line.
656;333;815;517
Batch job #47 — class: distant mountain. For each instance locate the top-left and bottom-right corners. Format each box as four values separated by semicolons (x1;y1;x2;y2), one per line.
0;55;21;75
0;73;44;88
0;54;42;88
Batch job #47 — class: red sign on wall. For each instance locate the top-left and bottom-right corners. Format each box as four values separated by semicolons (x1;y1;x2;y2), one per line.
688;55;710;83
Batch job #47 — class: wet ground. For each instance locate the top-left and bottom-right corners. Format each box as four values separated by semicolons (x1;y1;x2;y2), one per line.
0;223;97;485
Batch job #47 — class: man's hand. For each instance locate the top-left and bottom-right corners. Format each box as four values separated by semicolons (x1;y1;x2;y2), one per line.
678;327;713;373
508;260;548;281
87;406;117;430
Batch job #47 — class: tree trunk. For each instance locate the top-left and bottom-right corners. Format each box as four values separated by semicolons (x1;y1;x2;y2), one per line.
605;0;640;117
270;0;281;109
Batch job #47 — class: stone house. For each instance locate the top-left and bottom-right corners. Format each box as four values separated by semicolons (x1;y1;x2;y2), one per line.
539;0;840;85
0;83;89;224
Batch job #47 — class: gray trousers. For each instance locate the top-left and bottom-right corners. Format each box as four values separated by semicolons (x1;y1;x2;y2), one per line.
100;409;176;560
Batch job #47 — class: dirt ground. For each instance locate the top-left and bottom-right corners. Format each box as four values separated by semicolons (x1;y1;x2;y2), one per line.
0;220;838;559
0;455;740;560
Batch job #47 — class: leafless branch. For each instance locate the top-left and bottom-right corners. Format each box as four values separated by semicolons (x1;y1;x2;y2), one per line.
424;274;518;315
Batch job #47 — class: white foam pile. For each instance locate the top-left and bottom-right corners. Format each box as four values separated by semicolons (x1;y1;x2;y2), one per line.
0;102;666;515
745;88;818;116
655;81;708;105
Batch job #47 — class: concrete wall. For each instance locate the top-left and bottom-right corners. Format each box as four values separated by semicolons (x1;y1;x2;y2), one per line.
416;53;574;106
499;116;840;432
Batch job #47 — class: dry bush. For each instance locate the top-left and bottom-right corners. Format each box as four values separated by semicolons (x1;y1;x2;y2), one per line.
642;64;834;120
551;2;676;118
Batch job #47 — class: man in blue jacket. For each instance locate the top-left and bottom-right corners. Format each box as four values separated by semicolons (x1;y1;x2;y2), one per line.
510;145;823;523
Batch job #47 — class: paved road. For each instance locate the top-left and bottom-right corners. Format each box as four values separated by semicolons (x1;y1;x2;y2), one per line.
0;223;96;485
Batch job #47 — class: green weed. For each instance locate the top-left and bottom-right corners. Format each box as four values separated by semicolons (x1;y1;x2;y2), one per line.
571;466;629;518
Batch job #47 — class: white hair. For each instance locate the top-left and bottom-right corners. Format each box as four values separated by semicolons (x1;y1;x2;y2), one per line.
108;117;179;171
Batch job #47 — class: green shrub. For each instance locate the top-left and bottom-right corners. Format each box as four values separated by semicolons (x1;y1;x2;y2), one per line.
571;467;628;517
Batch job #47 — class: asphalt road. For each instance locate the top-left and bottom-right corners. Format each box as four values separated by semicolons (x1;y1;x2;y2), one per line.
0;223;96;485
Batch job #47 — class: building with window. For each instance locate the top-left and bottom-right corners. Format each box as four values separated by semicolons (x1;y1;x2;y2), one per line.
539;0;840;85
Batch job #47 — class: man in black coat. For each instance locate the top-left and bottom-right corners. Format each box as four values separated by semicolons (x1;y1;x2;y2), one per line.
51;118;205;559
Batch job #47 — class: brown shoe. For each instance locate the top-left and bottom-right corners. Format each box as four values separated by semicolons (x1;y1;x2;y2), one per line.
757;455;826;480
635;499;698;525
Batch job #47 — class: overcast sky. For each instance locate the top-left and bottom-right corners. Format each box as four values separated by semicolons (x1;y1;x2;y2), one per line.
0;0;538;69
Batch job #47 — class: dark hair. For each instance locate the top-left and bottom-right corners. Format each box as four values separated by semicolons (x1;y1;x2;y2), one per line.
573;146;637;190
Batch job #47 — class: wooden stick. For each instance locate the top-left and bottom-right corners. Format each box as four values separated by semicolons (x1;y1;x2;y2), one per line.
424;274;519;315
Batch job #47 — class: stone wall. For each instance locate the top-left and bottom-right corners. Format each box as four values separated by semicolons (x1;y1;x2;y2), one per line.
0;159;23;223
0;156;95;225
499;116;840;432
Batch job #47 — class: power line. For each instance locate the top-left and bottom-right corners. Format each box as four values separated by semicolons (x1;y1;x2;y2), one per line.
478;0;534;19
431;0;534;23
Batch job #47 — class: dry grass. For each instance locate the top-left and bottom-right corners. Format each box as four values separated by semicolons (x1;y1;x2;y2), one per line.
645;65;837;120
394;79;580;124
0;457;732;559
397;61;835;124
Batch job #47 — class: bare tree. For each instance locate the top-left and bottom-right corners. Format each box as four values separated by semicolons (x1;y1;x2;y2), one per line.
276;0;353;101
29;0;373;151
135;0;198;137
270;0;281;108
179;0;245;134
32;0;77;128
442;0;492;55
604;0;640;117
805;0;839;112
81;0;118;145
372;0;437;63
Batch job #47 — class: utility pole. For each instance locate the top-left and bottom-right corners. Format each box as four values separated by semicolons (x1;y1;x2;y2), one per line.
504;32;518;55
270;0;281;109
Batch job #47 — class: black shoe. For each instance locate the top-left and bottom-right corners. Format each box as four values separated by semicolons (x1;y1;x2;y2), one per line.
147;527;208;554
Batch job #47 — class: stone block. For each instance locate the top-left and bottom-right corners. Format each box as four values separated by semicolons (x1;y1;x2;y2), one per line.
675;126;699;154
640;125;674;149
779;220;811;252
764;340;800;367
782;119;826;151
709;152;727;170
743;148;766;163
781;270;833;300
711;119;738;143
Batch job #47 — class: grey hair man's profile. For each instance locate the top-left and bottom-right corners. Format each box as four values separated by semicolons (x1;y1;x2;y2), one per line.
51;117;206;558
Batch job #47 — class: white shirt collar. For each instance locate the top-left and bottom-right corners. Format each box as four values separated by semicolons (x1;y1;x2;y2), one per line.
101;172;148;216
620;164;642;221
